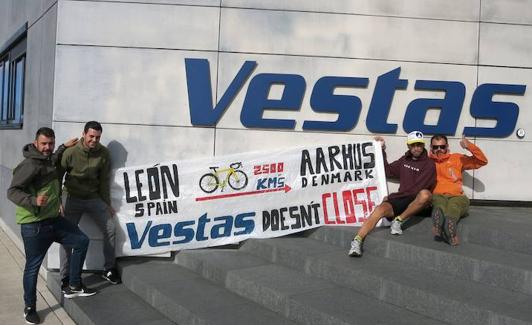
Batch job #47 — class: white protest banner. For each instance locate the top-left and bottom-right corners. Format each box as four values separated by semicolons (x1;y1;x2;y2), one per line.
111;141;388;256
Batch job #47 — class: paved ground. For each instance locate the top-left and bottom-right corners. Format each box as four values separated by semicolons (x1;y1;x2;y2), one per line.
0;227;74;325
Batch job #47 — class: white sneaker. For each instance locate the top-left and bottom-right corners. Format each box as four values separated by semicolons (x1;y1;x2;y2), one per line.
390;219;403;235
348;239;362;257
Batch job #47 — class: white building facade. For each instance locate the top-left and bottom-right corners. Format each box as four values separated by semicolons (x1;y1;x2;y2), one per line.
1;0;531;256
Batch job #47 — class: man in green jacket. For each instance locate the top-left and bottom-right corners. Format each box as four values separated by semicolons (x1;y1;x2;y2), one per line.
59;121;121;287
7;127;96;324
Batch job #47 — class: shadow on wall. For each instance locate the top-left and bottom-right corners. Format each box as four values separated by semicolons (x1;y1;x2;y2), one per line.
107;140;132;256
463;171;485;193
108;140;128;211
108;140;128;169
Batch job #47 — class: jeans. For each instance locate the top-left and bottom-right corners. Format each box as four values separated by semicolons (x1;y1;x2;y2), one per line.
21;217;89;307
60;196;116;280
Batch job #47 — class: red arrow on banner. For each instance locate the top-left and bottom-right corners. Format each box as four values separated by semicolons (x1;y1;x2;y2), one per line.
195;185;292;202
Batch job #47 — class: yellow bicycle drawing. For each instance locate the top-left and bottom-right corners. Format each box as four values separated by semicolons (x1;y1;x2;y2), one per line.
199;162;249;193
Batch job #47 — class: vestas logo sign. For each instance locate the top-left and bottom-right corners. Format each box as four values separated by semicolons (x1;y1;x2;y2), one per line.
185;59;526;138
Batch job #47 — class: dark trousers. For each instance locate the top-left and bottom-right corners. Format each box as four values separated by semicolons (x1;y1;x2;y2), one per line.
21;217;89;307
60;196;116;280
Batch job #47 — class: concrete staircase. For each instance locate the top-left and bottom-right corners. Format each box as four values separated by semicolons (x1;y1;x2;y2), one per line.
47;206;532;324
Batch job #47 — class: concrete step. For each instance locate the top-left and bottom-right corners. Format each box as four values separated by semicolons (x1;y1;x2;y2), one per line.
176;249;446;325
309;222;532;295
119;258;297;325
460;207;532;255
386;206;532;256
47;272;174;325
49;206;532;325
240;236;532;325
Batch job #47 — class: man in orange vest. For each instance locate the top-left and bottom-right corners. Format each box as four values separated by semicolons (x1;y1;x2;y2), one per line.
429;135;488;246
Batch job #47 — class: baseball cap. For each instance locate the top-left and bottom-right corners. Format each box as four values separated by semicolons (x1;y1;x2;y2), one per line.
406;131;425;145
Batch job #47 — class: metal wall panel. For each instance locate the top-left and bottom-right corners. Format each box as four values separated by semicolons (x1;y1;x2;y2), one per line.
215;129;371;156
479;23;532;68
474;140;532;201
476;66;532;141
54;46;217;127
222;0;479;21
482;0;532;24
57;0;219;50
0;0;56;41
73;0;220;6
219;8;479;64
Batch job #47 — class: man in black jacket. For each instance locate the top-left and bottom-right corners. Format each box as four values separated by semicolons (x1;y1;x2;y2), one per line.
348;131;436;257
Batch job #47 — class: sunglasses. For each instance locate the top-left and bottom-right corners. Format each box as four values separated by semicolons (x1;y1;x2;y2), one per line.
431;145;447;150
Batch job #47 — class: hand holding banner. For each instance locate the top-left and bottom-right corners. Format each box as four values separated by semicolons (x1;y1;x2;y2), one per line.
111;140;388;256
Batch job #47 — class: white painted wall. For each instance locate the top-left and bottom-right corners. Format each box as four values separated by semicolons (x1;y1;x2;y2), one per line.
2;0;531;267
52;0;532;203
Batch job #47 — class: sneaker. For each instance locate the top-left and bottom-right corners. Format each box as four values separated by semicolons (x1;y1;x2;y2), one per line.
61;278;69;294
431;207;444;240
101;269;121;285
64;284;97;299
24;306;40;324
348;239;363;257
390;219;403;235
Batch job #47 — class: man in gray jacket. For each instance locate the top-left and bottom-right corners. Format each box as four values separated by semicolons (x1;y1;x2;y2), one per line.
8;127;95;324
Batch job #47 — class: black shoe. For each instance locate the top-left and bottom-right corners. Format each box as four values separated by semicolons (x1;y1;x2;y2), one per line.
24;306;40;324
61;277;69;294
101;269;121;285
64;284;97;299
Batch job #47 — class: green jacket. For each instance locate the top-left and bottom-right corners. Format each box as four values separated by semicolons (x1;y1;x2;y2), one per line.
61;138;111;205
7;143;65;224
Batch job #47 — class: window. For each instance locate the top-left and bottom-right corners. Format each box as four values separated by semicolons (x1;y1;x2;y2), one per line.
0;24;27;129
